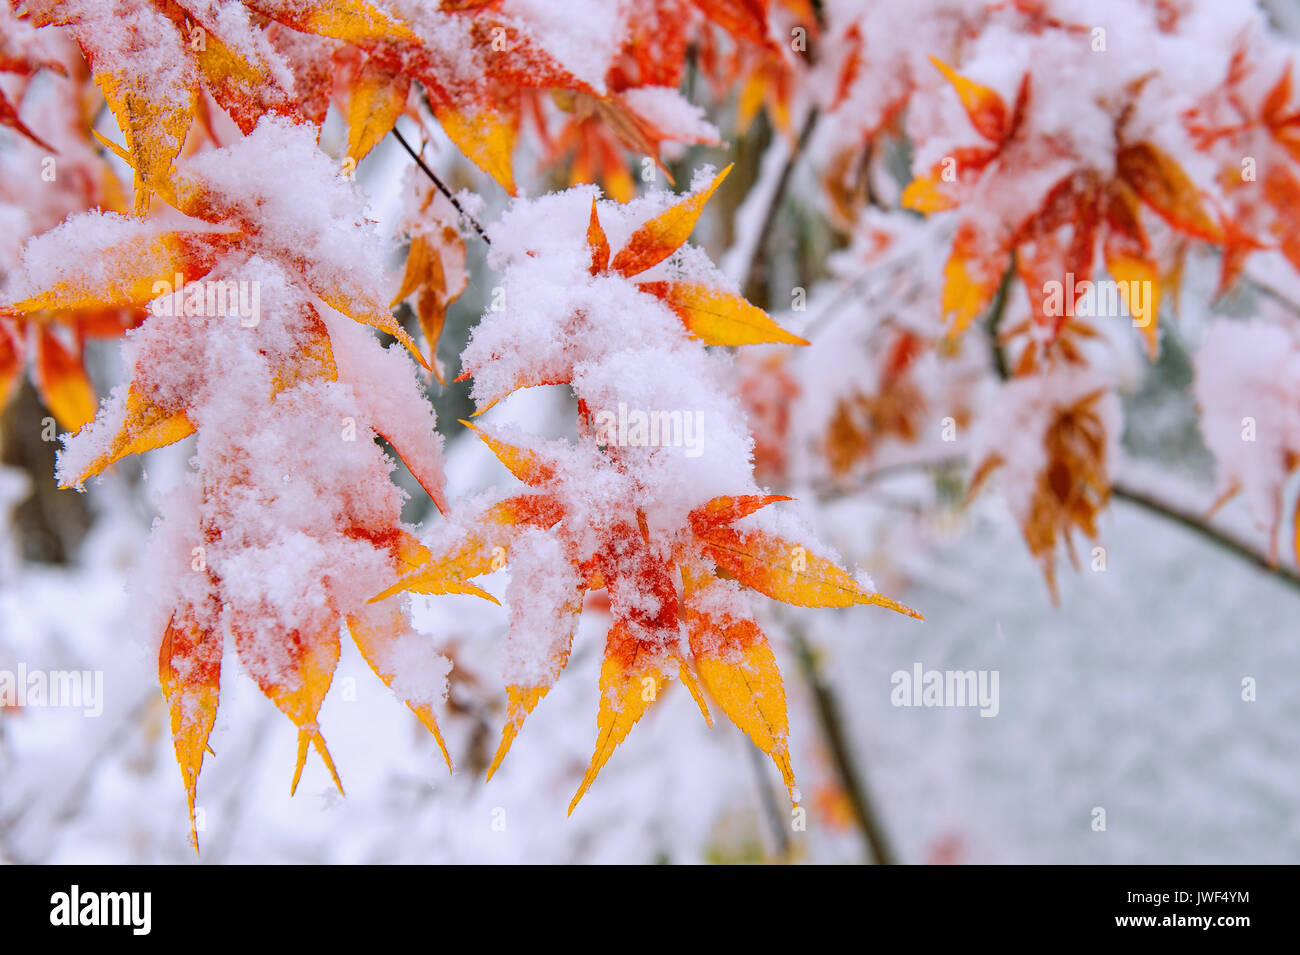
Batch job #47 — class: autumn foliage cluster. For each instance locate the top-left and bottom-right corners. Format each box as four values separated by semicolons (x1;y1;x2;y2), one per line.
2;0;1298;849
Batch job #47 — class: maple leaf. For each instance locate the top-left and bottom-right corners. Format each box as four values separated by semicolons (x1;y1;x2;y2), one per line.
903;56;1225;359
341;52;411;165
4;120;429;394
373;426;921;813
1185;53;1300;295
730;21;809;140
158;604;221;850
0;117;459;847
9;2;550;204
824;330;930;476
544;89;720;203
31;327;96;432
150;323;449;847
968;373;1118;601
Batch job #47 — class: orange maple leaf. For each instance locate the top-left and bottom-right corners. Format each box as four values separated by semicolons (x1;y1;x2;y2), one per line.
374;426;921;813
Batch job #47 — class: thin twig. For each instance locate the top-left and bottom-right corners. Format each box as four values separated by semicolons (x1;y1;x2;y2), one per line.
811;450;1300;596
392;126;491;245
986;257;1017;380
1111;481;1300;592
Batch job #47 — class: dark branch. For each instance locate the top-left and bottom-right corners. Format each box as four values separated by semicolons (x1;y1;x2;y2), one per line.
392;127;491;245
1111;481;1300;592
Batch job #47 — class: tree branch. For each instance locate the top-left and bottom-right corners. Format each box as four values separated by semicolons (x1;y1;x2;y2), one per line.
965;259;1300;592
810;451;1300;595
1111;480;1300;592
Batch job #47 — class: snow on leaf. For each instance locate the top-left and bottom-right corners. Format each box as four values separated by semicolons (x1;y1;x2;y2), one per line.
487;546;585;780
609;164;732;276
5;222;236;314
66;387;194;488
368;493;563;604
